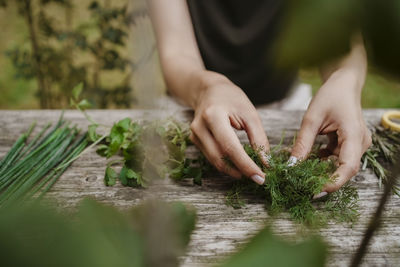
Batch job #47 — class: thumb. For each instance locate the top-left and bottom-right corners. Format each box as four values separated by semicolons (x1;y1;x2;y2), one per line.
244;118;270;166
291;116;320;162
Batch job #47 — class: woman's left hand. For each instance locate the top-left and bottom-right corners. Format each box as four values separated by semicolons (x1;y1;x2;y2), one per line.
290;70;372;194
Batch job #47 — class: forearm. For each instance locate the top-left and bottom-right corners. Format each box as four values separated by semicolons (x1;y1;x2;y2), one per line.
147;0;226;108
159;53;227;109
319;34;367;98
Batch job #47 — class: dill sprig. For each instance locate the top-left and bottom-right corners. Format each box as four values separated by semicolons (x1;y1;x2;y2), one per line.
226;145;359;227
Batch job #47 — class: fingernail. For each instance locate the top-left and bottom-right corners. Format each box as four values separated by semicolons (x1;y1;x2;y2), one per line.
313;192;328;200
251;174;265;185
287;156;298;167
262;154;271;164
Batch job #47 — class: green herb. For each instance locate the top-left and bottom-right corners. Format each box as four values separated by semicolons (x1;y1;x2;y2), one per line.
0;198;196;267
0;114;88;206
219;227;327;267
225;145;359;227
89;116;208;188
361;126;400;196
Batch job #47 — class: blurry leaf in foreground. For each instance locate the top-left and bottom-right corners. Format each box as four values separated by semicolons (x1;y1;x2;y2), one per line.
0;198;196;267
72;82;83;100
273;0;357;69
219;227;327;267
273;0;400;78
361;0;400;77
129;200;197;267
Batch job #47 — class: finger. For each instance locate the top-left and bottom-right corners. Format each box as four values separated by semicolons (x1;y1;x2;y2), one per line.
323;137;361;193
205;115;266;184
291;115;321;161
190;125;242;179
244;116;270;166
319;132;339;158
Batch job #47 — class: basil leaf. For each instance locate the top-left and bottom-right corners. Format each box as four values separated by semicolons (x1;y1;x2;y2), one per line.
72;82;83;100
104;166;117;186
88;124;100;142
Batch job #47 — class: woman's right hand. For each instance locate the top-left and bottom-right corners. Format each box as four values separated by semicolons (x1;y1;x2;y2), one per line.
189;71;269;185
147;1;268;184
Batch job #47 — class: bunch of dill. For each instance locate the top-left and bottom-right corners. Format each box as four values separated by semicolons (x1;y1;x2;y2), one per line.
226;145;359;227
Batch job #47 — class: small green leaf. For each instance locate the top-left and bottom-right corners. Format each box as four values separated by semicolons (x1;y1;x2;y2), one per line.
119;166;128;186
69;98;76;107
96;144;109;157
72;82;83;100
126;168;139;180
108;137;123;158
194;175;202;186
186;167;202;185
169;164;184;180
104;166;117;186
88;124;100;142
116;118;131;132
77;99;91;110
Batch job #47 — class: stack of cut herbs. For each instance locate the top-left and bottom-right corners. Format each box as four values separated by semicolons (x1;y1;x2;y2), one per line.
70;83;209;188
362;126;400;196
88;115;359;226
0;114;88;206
91;117;208;188
70;87;399;227
226;145;359;227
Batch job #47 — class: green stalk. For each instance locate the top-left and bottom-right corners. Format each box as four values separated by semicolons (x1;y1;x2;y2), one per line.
0;122;35;174
0;124;70;181
0;130;74;199
16;122;51;162
0;144;25;174
27;116;65;153
0;126;72;189
0;131;77;205
55;132;107;170
38;139;88;199
25;134;88;199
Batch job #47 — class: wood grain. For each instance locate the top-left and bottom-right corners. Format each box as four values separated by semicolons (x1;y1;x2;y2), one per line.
0;109;399;266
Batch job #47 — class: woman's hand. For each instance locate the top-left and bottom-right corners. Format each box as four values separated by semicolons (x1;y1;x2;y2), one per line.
291;70;371;194
189;71;269;185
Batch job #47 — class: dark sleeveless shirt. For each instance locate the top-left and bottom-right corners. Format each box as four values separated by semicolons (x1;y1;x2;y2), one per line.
187;0;297;105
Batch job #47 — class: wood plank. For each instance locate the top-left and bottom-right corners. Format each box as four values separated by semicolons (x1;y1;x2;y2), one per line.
0;109;399;266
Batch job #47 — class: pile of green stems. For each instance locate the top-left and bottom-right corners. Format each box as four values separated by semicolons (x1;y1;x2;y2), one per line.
0;115;88;207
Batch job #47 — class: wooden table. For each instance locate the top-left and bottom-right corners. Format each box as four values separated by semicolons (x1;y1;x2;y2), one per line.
0;109;399;266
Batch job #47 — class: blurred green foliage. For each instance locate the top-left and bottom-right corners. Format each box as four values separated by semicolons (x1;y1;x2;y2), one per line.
0;198;196;267
0;0;399;109
275;0;400;77
220;227;326;267
0;0;144;109
276;0;400;108
0;197;327;267
300;69;400;108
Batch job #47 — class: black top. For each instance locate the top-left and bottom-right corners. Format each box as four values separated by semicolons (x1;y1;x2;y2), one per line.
187;0;297;105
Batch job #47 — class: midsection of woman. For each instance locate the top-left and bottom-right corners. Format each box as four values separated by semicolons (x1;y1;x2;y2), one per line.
187;0;297;105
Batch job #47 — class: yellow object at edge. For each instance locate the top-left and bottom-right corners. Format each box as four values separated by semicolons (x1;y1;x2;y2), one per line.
381;110;400;132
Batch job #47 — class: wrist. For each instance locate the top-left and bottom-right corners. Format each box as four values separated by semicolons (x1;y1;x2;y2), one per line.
190;71;230;109
324;68;365;100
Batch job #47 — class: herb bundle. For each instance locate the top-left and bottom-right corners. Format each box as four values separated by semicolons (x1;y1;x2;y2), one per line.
225;145;359;226
70;83;208;188
92;117;208;187
362;126;400;196
0;114;88;206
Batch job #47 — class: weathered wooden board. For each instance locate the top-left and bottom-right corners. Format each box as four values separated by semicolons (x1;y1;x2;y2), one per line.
0;109;399;266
